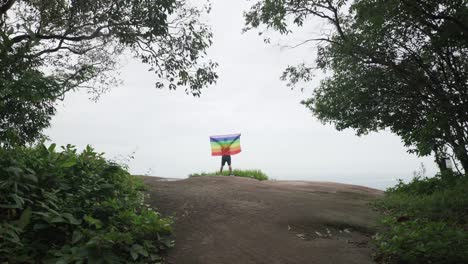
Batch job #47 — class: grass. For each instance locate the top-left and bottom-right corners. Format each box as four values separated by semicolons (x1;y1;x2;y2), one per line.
189;169;268;181
373;170;468;264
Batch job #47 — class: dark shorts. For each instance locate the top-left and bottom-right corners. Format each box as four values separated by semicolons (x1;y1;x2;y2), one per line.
221;155;231;166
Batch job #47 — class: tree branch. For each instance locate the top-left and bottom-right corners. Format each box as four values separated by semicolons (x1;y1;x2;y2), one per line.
280;37;338;49
31;40;100;57
326;0;346;41
11;25;111;44
32;38;65;57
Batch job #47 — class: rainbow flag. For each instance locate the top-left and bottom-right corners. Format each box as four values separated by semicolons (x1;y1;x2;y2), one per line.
210;133;241;156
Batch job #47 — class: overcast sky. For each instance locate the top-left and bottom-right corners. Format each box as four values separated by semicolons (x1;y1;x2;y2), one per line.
45;1;438;190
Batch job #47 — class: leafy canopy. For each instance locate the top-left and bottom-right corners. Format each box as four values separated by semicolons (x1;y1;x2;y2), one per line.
244;0;468;173
0;0;218;144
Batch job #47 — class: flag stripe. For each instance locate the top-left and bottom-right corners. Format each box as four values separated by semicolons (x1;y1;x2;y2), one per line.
210;133;241;140
210;145;241;151
212;148;241;156
210;141;240;148
210;138;240;144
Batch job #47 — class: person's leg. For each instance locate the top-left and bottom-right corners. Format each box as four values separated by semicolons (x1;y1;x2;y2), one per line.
220;156;226;174
227;156;232;175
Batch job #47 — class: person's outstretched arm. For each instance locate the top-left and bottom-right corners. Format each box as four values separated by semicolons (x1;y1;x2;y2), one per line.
228;135;240;147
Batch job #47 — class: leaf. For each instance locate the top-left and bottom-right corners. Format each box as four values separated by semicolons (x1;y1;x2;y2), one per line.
50;216;66;223
161;238;174;248
130;249;139;261
61;160;77;168
62;213;81;225
5;166;23;177
140;248;149;257
23;173;38;183
83;215;103;229
4;228;21;243
33;211;51;218
0;203;21;209
130;244;143;260
14;206;32;229
48;143;57;152
38;203;61;215
100;183;114;189
72;230;84;244
10;193;25;208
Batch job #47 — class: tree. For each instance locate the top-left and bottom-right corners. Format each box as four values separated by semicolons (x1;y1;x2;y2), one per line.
0;0;218;145
244;0;468;174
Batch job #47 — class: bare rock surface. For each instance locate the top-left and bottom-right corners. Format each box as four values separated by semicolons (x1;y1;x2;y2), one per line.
142;176;383;264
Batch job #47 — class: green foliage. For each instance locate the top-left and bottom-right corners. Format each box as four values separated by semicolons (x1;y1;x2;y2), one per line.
0;0;217;145
189;169;269;181
0;53;60;145
373;172;468;263
373;218;468;264
0;144;172;263
386;170;465;196
244;0;468;172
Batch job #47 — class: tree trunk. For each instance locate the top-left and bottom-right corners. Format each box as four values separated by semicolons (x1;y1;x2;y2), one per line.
433;147;449;173
455;149;468;175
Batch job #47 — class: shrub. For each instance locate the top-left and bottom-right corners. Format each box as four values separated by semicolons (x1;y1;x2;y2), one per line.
189;169;268;181
374;218;468;264
386;171;465;196
373;171;468;263
0;144;172;263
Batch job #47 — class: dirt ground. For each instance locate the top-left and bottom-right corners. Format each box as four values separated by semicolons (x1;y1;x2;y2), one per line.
142;176;384;264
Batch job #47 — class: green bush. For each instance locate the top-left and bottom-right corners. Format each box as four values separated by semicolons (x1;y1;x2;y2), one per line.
0;144;172;263
379;172;468;222
386;171;465;196
374;171;468;264
189;169;268;181
374;218;468;264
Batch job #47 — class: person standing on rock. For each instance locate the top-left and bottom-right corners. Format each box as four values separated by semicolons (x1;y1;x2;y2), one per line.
220;146;232;175
209;133;241;176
